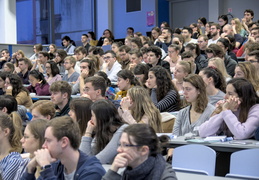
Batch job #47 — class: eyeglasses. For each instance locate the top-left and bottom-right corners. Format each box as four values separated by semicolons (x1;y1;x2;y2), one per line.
118;143;143;148
248;60;258;63
103;56;113;60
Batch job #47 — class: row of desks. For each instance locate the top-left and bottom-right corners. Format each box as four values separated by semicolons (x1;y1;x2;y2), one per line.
167;136;259;177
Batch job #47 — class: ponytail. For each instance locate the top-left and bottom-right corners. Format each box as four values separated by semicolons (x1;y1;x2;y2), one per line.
0;112;23;153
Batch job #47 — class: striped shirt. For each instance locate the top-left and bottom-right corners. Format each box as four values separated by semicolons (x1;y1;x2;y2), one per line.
14;158;30;179
151;89;180;112
0;152;22;180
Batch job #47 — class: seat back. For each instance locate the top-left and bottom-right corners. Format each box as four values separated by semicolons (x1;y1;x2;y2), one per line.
161;112;176;133
226;148;259;179
172;144;216;176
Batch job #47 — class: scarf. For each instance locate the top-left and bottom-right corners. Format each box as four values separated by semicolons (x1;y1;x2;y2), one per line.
122;154;166;180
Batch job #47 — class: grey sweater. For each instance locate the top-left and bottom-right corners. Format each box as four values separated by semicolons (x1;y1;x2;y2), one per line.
79;124;128;164
173;104;215;136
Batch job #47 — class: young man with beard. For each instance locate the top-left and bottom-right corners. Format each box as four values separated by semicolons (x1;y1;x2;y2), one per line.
208;23;221;46
182;27;197;47
155;27;173;53
22;116;105;180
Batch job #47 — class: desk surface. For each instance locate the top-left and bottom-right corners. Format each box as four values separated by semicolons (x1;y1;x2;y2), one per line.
30;95;80;100
167;136;259;153
176;172;240;180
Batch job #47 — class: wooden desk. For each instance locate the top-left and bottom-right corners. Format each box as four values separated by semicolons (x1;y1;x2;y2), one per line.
167;136;259;177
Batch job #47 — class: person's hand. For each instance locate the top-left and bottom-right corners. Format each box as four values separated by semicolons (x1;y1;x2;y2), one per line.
85;120;96;135
215;99;225;108
158;35;165;43
27;157;38;173
102;61;109;71
222;96;240;111
129;63;137;70
120;97;132;111
34;149;56;167
36;59;41;65
15;66;21;73
241;18;246;24
12;52;17;59
248;35;255;43
6;85;13;90
81;93;90;99
220;32;227;38
80;69;89;79
110;153;133;172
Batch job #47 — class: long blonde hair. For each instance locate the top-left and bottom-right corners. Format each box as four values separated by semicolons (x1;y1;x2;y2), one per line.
231;18;243;34
236;61;259;91
0;112;23;153
127;86;162;132
209;57;231;79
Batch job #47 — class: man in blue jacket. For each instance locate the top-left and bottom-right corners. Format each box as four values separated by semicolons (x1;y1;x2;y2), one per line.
22;116;105;180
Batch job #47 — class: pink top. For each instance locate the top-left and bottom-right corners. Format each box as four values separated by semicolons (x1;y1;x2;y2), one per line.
199;104;259;139
45;74;62;85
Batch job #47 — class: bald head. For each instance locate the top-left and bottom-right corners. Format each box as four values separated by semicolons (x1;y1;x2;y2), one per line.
223;24;233;35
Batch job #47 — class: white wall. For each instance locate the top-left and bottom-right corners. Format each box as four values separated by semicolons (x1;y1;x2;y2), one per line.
0;0;17;44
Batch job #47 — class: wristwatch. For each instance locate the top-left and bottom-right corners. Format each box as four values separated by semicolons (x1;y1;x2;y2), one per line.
41;164;52;171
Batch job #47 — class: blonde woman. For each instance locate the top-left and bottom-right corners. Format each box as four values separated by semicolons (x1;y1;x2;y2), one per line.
208;57;232;82
231;18;247;37
0;112;23;179
15;119;48;179
119;86;162;133
164;44;182;74
234;61;259;93
172;61;192;95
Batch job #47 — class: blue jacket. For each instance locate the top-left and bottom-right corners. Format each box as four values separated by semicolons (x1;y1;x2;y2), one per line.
21;150;105;180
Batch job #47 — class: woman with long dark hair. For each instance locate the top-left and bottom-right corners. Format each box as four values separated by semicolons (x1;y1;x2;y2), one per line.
199;67;226;106
45;60;62;85
5;74;33;108
199;78;259;139
97;29;115;46
103;124;177;179
69;97;93;137
27;70;50;96
114;69;138;100
147;66;180;112
79;100;128;164
54;49;67;76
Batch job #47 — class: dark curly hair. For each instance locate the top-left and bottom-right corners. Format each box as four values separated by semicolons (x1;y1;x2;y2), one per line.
7;74;29;97
149;66;180;104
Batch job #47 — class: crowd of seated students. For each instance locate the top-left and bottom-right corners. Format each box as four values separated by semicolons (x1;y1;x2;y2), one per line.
1;8;259;179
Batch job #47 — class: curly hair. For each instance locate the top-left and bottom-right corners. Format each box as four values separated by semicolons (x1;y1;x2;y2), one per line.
149;66;180;103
